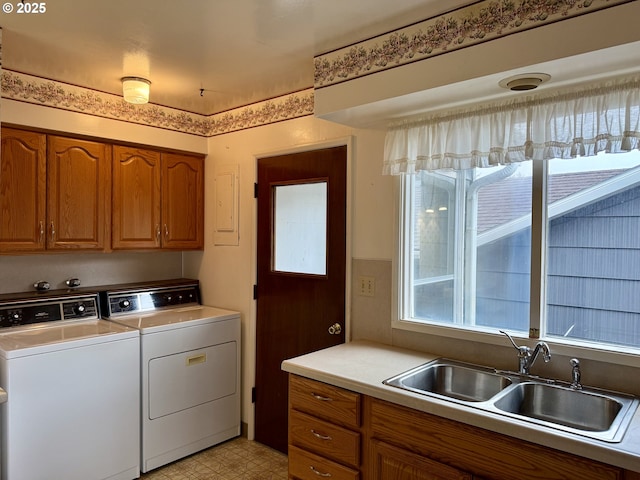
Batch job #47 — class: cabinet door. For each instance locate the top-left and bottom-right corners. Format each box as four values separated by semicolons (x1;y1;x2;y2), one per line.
112;146;162;249
371;440;472;480
47;136;110;250
161;153;204;250
0;128;47;252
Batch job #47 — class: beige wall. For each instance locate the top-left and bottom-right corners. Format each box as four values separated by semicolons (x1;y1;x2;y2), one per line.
4;98;639;435
183;116;393;435
3;0;640;434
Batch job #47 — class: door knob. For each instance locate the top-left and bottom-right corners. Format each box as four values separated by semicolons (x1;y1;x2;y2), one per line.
328;323;342;335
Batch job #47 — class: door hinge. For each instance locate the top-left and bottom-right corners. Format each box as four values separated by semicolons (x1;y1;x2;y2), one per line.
254;182;258;198
251;387;256;403
253;284;258;300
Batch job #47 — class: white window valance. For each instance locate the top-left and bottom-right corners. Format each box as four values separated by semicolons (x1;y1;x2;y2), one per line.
383;76;640;174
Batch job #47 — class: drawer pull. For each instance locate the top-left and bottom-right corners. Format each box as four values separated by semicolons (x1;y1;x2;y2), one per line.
311;392;333;402
310;429;332;441
310;466;332;477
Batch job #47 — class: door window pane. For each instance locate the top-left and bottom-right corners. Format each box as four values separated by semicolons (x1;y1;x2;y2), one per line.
273;182;327;275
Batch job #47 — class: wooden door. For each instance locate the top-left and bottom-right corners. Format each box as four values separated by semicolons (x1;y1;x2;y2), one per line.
47;136;110;250
161;153;204;250
255;145;347;453
0;128;47;253
112;146;162;249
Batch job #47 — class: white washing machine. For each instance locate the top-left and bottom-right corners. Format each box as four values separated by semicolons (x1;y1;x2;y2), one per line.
0;289;140;480
101;279;241;473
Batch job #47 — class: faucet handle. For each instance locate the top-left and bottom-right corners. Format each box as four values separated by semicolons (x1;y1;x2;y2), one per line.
499;330;528;354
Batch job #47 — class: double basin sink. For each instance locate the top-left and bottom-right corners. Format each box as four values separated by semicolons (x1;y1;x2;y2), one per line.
383;358;639;443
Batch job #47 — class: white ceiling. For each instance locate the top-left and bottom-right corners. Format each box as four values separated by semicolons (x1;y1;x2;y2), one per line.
0;0;474;115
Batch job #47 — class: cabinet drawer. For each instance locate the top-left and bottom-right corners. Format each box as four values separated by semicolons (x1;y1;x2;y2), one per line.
290;410;360;468
290;375;361;428
289;445;359;480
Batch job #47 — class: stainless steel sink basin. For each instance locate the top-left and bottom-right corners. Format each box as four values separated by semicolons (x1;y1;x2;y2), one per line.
383;358;639;443
383;358;512;402
492;381;638;442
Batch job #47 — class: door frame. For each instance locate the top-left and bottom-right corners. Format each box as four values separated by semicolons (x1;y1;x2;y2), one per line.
248;136;353;440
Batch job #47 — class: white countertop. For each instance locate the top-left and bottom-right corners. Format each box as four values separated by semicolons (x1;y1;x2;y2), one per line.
281;340;640;472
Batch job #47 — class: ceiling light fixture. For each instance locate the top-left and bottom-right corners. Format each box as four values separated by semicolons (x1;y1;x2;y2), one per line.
121;76;151;104
499;73;551;91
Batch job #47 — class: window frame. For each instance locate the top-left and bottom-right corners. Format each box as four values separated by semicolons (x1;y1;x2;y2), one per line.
393;159;640;368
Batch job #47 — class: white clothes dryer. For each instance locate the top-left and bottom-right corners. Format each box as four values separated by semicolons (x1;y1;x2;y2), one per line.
0;289;140;480
101;279;241;473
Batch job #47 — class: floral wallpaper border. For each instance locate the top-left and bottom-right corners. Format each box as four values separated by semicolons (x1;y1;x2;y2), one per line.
1;70;314;137
314;0;632;88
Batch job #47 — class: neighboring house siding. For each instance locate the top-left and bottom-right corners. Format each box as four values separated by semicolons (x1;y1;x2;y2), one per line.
476;229;530;332
546;187;640;345
476;186;640;346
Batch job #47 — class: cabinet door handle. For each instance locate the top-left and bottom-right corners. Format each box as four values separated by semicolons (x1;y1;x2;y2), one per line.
39;221;45;244
156;225;161;244
164;224;169;240
309;466;332;477
311;392;332;402
50;221;55;243
310;429;332;441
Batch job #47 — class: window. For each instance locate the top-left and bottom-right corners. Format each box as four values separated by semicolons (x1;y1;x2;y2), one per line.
400;150;640;351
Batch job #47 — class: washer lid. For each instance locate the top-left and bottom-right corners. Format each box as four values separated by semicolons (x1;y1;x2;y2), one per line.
0;320;139;358
108;305;240;334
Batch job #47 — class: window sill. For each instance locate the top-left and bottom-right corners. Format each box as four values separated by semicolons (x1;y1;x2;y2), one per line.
392;318;640;368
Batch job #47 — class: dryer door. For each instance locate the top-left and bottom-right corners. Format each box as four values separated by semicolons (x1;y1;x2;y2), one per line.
148;341;237;419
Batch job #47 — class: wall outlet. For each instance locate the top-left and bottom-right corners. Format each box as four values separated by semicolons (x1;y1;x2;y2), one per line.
358;276;375;297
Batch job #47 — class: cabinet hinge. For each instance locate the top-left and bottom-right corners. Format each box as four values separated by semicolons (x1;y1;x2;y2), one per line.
254;182;258;198
253;284;258;300
251;387;256;403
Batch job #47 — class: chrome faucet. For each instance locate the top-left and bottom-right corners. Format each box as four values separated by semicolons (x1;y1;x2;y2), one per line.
499;330;551;375
570;358;582;390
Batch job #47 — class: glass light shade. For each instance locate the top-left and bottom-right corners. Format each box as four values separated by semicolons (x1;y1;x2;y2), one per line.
121;77;150;104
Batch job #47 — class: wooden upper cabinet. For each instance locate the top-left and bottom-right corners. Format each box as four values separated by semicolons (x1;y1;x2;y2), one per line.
0;128;47;252
1;127;202;253
112;146;162;249
112;147;204;250
47;136;111;250
162;153;204;250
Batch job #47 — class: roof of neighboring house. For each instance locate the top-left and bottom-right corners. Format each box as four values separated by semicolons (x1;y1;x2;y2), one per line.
477;168;637;235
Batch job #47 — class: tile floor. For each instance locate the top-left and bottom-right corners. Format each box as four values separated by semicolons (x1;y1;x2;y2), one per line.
140;437;288;480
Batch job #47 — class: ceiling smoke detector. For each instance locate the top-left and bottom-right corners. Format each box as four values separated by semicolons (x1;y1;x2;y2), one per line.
499;73;551;91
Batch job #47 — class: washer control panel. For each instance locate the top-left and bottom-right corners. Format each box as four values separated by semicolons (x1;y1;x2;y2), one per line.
0;295;99;328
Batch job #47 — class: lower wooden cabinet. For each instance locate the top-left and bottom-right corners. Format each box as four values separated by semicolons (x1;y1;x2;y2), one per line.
287;373;640;480
288;375;362;479
368;397;622;480
289;445;359;480
290;410;360;467
370;440;471;480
